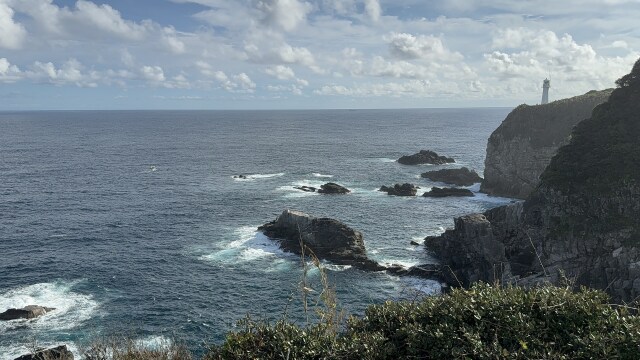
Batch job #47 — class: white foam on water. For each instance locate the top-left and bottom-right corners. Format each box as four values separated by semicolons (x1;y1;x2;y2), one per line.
466;183;481;192
0;281;100;334
232;173;285;181
320;262;352;272
135;335;173;349
377;158;396;163
201;226;292;267
312;173;333;178
276;179;325;198
380;259;419;268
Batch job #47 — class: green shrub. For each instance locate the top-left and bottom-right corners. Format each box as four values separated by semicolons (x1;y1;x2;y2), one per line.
206;283;640;359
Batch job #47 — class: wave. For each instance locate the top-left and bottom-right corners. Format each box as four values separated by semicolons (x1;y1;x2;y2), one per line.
200;226;293;267
232;173;285;181
0;280;99;334
312;173;333;178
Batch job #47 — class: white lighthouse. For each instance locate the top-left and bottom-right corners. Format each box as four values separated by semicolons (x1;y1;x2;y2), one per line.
541;78;550;104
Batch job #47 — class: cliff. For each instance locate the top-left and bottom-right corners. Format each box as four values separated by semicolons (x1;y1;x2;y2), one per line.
481;89;613;199
427;59;640;302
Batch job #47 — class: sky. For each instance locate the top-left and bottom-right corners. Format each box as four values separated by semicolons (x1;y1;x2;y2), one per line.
0;0;639;110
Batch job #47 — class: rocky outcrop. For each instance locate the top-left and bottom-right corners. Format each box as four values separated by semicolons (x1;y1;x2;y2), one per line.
380;183;419;196
14;345;73;360
421;167;482;186
423;187;474;198
0;305;55;321
480;89;613;199
317;183;350;194
397;150;455;165
426;59;640;302
259;210;385;271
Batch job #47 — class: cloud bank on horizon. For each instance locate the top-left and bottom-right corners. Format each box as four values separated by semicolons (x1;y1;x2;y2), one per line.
0;0;638;109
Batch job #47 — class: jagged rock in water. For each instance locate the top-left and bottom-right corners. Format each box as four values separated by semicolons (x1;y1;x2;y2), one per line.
397;150;455;165
0;305;55;321
294;186;317;192
421;167;482;186
259;210;385;271
317;182;350;194
380;183;419;196
14;345;73;360
426;59;640;303
480;89;613;199
423;187;474;198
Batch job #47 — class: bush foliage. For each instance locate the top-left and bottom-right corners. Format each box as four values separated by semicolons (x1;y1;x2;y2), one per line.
205;283;640;360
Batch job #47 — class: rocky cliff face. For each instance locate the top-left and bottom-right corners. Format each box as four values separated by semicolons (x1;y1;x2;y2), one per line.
481;89;613;199
428;59;640;302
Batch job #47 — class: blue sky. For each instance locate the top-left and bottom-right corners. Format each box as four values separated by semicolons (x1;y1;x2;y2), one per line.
1;0;639;110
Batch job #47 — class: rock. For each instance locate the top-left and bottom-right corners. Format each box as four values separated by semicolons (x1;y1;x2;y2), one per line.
14;345;74;360
317;183;350;194
397;150;455;165
423;187;474;198
421;167;482;186
480;89;613;199
380;183;419;196
410;240;421;246
0;305;55;321
427;59;640;303
233;175;248;179
259;210;385;271
294;186;317;192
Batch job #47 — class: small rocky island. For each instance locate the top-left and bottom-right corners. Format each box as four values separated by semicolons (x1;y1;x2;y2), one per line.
294;183;350;194
259;210;384;271
397;150;455;165
423;187;474;198
14;345;74;360
0;305;55;321
379;183;419;196
421;167;482;186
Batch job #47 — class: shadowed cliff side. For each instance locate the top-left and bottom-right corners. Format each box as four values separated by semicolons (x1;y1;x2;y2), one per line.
481;88;613;199
427;59;640;302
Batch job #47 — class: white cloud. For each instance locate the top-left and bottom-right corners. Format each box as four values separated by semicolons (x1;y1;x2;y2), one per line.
255;0;312;31
265;65;295;80
26;58;98;87
0;57;22;82
363;0;381;21
386;32;462;61
140;65;166;83
72;0;148;40
162;27;186;54
233;72;256;91
0;2;27;49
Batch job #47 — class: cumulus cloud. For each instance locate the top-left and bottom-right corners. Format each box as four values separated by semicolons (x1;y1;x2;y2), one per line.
363;0;381;21
140;65;166;83
255;0;312;31
315;79;462;97
265;65;296;80
0;2;27;49
162;27;186;54
26;58;98;87
0;57;22;82
386;32;462;61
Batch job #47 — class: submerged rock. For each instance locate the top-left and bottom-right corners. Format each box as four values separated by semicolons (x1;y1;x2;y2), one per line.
259;210;385;271
397;150;455;165
233;175;248;179
423;187;474;198
317;182;350;194
14;345;74;360
0;305;55;321
380;183;419;196
421;167;482;186
294;186;317;192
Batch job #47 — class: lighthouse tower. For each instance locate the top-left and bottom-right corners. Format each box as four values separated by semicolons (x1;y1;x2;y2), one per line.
541;78;550;104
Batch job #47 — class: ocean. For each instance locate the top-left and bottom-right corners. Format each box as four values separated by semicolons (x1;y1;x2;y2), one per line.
0;108;513;358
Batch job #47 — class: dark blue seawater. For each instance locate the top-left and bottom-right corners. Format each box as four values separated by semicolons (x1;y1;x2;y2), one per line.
0;109;512;358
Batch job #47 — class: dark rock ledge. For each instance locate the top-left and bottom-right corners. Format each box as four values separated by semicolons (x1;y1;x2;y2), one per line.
14;345;74;360
0;305;55;321
397;150;455;165
259;210;442;279
421;167;482;187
